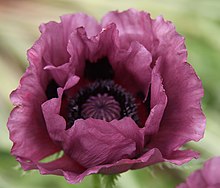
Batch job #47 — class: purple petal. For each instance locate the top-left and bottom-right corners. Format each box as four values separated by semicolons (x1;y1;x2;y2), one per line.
68;23;152;95
165;150;199;165
39;13;100;67
42;76;80;144
29;13;100;85
152;15;187;65
42;76;144;169
63;118;144;168
44;63;72;87
38;21;70;67
145;58;167;135
101;9;154;51
148;58;206;157
202;157;220;185
16;154;84;173
110;117;144;154
177;170;207;188
7;10;206;184
109;41;152;95
7;64;60;164
64;148;163;184
60;13;101;38
67;23;119;77
177;157;220;188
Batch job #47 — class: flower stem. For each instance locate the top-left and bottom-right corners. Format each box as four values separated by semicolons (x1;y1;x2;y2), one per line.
92;174;101;188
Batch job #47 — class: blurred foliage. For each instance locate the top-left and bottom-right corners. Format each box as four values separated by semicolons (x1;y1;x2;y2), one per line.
0;0;220;187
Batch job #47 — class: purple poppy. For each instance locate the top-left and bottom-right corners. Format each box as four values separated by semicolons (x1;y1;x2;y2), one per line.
7;9;206;183
177;157;220;188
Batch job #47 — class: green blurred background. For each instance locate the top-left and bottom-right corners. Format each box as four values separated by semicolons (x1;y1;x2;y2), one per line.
0;0;220;187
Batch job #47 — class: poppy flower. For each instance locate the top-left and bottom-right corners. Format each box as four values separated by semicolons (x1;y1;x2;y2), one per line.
177;157;220;188
7;9;206;183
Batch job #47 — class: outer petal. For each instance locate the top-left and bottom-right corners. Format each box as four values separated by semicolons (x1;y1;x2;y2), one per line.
101;9;154;51
102;9;187;68
152;16;187;64
30;13;100;85
111;118;144;154
7;63;60;165
64;148;163;184
60;13;101;39
148;58;206;157
39;21;70;67
42;75;80;144
165;150;199;165
16;154;85;176
103;10;155;94
40;13;100;67
145;58;167;135
63;118;140;168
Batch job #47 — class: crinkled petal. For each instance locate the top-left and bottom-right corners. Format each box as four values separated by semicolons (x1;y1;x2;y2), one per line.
63;148;163;184
40;13;100;67
7;64;60;164
42;73;146;172
152;15;187;65
38;21;70;67
42;75;80;144
16;154;85;179
148;58;206;156
67;23;119;77
110;41;152;95
29;13;100;84
60;13;101;38
8;9;206;184
145;58;167;135
110;117;144;154
165;150;199;165
101;9;154;51
15;147;166;184
63;118;144;168
44;63;72;87
68;24;152;95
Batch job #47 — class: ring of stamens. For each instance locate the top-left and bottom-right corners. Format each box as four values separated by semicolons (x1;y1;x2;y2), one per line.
67;80;139;128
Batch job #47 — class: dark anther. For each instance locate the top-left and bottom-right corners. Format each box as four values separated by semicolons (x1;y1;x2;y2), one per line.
84;57;114;81
46;80;59;100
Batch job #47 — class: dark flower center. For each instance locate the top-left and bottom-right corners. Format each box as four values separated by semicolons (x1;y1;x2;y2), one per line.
67;80;139;128
81;93;121;121
45;58;151;128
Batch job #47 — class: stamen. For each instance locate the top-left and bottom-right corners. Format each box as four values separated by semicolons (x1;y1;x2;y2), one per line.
67;80;139;128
